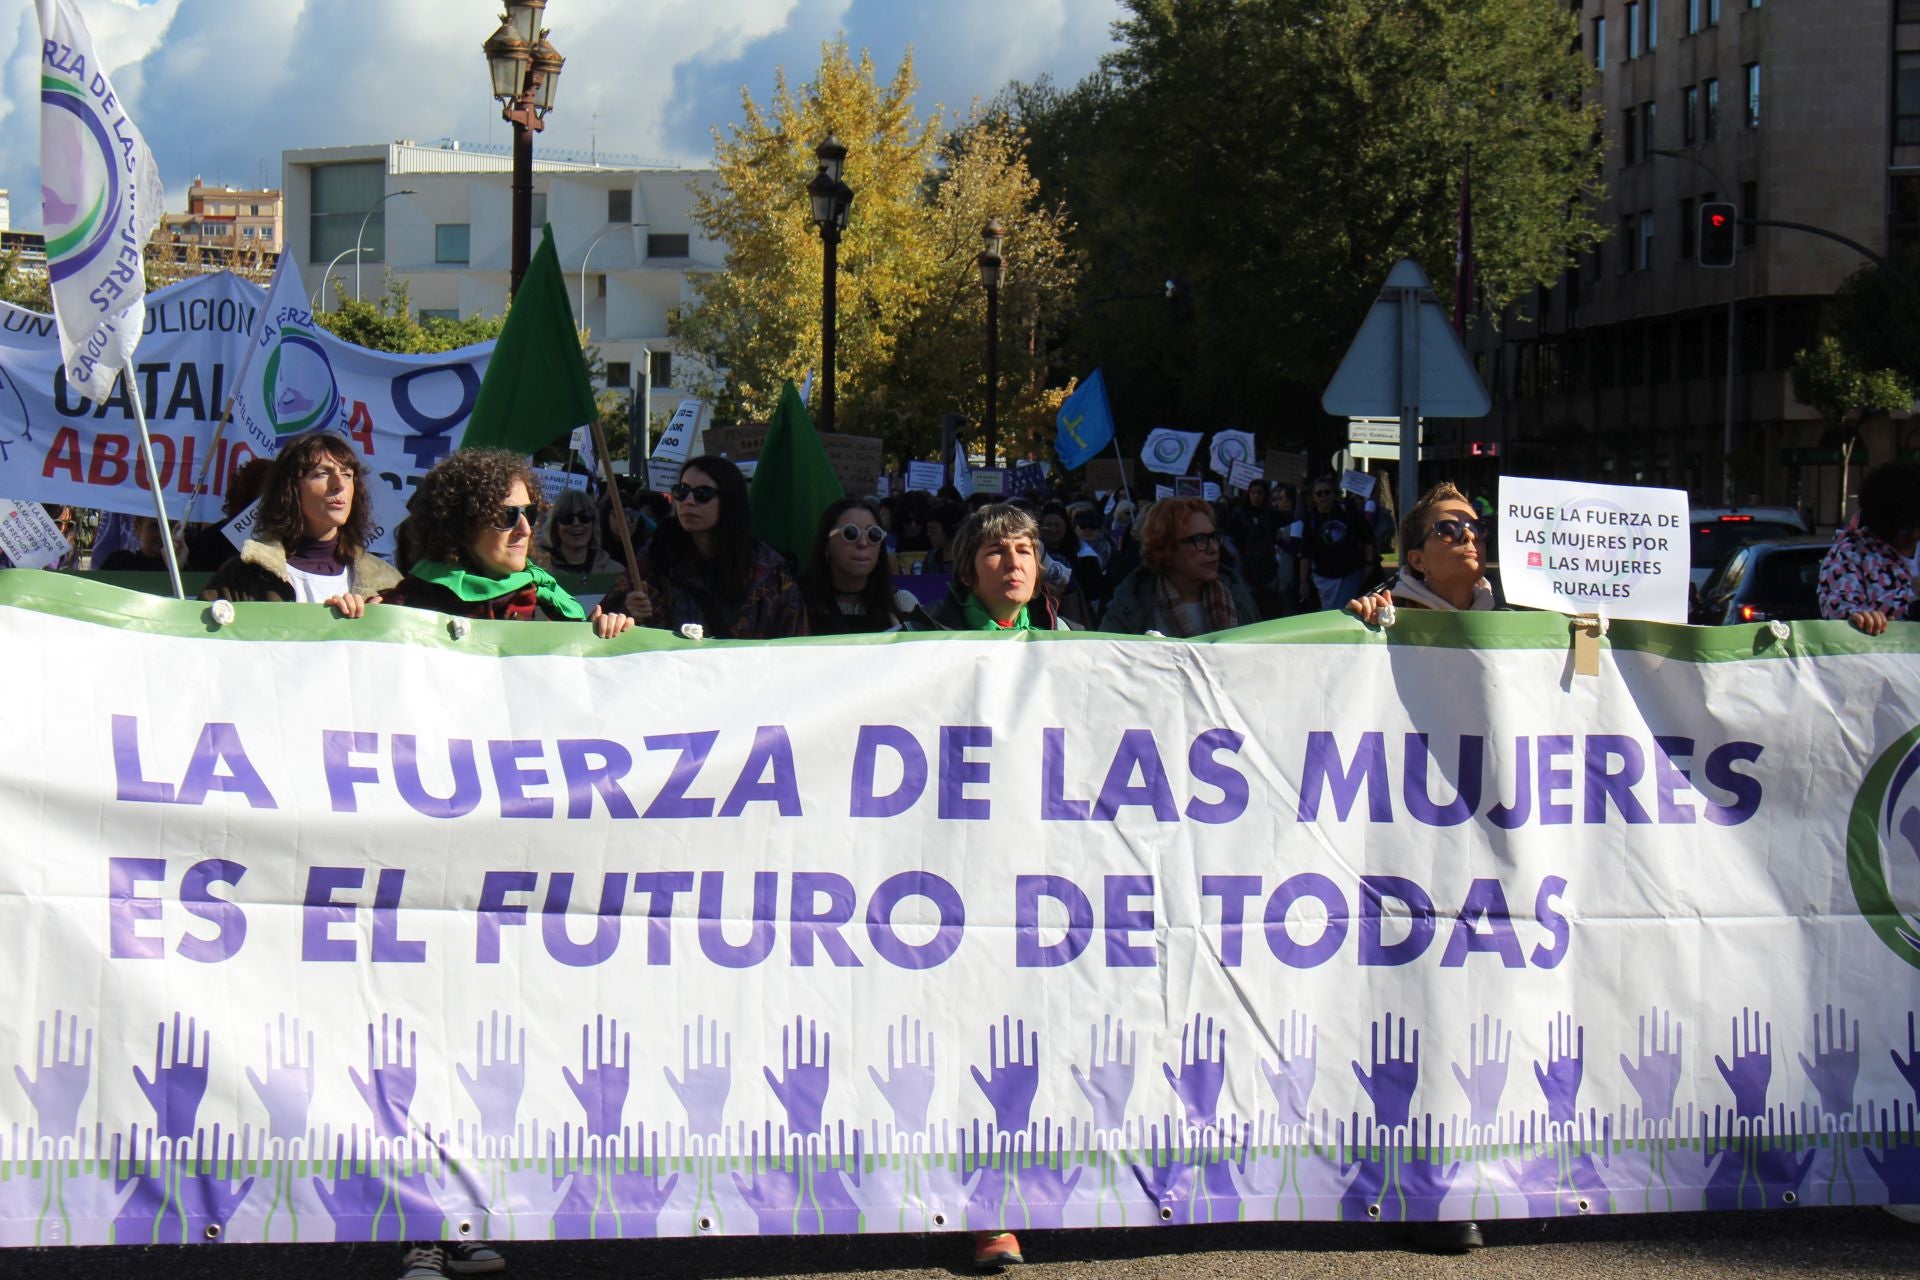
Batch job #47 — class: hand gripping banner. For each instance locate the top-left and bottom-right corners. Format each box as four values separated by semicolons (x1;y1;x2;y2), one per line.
0;571;1915;1247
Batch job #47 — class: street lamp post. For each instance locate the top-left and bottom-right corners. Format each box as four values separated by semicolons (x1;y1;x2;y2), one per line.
485;1;565;297
317;246;366;313
807;134;853;434
354;189;416;302
976;218;1005;468
579;225;615;324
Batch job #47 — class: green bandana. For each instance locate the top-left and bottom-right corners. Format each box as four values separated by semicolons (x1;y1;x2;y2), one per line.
411;560;587;621
961;591;1034;632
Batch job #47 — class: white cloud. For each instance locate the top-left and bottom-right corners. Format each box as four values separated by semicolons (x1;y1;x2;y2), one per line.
0;0;1121;228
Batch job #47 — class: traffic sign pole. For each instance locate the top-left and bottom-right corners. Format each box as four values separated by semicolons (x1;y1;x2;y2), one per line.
1398;280;1421;514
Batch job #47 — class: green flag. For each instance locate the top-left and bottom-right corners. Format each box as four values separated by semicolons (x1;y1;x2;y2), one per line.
462;226;597;455
749;380;844;563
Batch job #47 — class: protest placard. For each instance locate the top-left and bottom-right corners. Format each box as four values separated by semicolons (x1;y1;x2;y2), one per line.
1085;457;1136;494
1174;476;1203;498
1203;482;1222;503
1154;483;1174;500
971;468;1005;495
221;497;263;552
652;399;704;463
1266;451;1309;485
0;499;69;569
646;458;682;491
1228;460;1264;491
1498;476;1690;622
704;425;883;496
1340;469;1377;500
906;460;944;493
533;467;589;505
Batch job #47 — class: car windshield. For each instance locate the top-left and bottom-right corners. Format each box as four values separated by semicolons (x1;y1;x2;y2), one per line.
1691;521;1804;571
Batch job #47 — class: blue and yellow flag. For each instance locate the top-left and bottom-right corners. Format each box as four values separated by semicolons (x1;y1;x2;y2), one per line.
1055;368;1115;470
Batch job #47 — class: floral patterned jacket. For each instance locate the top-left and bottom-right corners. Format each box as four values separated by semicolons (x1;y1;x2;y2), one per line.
1816;526;1915;621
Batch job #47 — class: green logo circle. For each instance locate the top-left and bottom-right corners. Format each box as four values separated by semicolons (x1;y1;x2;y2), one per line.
1846;726;1920;969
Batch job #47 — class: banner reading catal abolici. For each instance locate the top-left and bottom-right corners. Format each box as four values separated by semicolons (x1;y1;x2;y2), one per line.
0;272;493;534
0;575;1915;1246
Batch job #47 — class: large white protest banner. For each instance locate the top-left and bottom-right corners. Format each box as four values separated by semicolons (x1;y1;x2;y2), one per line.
1499;476;1691;623
0;274;495;536
0;572;1915;1247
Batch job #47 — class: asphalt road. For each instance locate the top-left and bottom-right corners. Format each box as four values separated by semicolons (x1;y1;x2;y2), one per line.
3;1209;1912;1278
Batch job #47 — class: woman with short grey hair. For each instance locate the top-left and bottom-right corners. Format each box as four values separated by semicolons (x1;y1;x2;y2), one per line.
909;503;1077;632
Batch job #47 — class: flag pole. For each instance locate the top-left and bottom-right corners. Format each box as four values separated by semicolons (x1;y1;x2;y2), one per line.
1112;435;1132;505
589;418;643;594
125;370;185;599
183;311;272;524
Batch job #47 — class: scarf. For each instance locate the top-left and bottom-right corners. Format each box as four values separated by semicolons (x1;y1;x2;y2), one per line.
410;559;587;621
1392;572;1496;612
961;591;1034;632
1152;572;1239;637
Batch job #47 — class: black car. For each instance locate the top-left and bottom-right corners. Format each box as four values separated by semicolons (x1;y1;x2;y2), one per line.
1689;536;1831;626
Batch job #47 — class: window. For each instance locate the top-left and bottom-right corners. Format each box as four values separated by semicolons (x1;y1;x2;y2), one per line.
1638;209;1655;269
1627;2;1642;56
1897;175;1920;254
1619;215;1636;274
608;189;633;223
1709;0;1720;22
604;361;632;389
1642;101;1657;156
649;350;674;388
249;204;260;216
1623;108;1639;163
1683;85;1699;144
1680;196;1697;258
646;233;691;258
1687;0;1701;32
1648;0;1660;47
1898;53;1920;146
1744;63;1760;128
418;308;459;323
308;161;385;264
261;227;274;242
1594;17;1607;68
241;226;254;238
1704;78;1720;138
434;223;471;265
1741;181;1759;246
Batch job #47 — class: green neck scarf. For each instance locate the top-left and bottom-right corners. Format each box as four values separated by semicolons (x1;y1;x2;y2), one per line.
411;559;587;621
961;591;1034;632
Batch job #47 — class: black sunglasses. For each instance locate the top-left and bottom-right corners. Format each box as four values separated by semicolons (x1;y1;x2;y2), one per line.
836;523;888;545
555;512;595;526
490;503;538;532
1425;517;1486;545
671;483;720;503
1176;531;1222;551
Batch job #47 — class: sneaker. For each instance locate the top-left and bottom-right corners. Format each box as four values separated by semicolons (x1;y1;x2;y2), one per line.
398;1246;448;1280
446;1241;507;1274
1407;1220;1484;1253
973;1230;1024;1270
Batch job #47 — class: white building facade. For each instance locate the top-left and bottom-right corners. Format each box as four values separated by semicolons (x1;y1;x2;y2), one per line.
281;141;719;425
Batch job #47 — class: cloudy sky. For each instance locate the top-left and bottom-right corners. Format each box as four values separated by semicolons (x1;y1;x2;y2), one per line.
2;0;1124;229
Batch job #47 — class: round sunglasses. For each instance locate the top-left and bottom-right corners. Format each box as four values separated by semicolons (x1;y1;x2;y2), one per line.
835;523;888;545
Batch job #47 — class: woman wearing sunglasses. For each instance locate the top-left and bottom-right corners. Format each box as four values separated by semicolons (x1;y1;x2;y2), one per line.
607;454;808;639
539;487;621;585
379;449;633;637
202;432;399;616
1348;481;1497;624
1100;497;1259;636
801;497;913;634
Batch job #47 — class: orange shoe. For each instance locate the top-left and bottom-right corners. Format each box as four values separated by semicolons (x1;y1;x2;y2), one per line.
972;1230;1024;1269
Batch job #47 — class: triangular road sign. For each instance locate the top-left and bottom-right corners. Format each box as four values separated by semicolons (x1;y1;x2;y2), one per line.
1321;259;1491;418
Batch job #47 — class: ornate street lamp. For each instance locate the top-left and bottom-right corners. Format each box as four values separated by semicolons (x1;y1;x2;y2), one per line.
977;217;1005;467
807;133;853;433
485;2;565;296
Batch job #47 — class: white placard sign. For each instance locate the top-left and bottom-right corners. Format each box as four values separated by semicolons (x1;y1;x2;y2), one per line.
652;399;704;464
971;469;1005;496
1154;483;1174;501
221;497;264;552
533;468;590;505
1340;469;1377;500
646;458;683;492
1228;460;1264;491
1498;475;1691;622
0;499;69;569
1203;482;1222;503
906;461;945;493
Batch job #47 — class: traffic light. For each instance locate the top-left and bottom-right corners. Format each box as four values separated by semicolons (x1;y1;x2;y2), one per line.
1698;201;1737;268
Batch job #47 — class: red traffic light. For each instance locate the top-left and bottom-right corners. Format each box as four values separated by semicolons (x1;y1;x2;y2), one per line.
1698;201;1738;268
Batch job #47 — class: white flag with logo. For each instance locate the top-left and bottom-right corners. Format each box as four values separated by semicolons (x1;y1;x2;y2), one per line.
1208;428;1256;477
953;440;974;499
37;0;166;402
1141;427;1204;476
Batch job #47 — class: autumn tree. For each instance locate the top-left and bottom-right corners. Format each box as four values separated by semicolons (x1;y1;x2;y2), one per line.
673;40;1078;459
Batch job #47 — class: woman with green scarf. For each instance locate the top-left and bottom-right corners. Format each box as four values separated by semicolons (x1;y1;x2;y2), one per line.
382;448;633;637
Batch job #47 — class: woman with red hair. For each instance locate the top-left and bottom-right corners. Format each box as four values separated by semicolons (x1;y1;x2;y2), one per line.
1099;497;1259;635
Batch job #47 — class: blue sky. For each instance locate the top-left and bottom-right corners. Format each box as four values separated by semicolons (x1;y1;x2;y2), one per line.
1;0;1124;230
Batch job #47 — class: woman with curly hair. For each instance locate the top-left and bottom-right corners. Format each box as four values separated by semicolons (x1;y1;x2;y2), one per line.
380;448;633;637
201;432;399;616
607;454;807;638
1100;496;1258;636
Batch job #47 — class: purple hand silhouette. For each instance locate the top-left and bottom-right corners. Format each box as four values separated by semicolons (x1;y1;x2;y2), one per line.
867;1015;936;1134
1796;1004;1859;1117
1351;1011;1420;1130
563;1015;631;1138
731;1132;807;1234
1449;1013;1511;1129
1864;1137;1920;1205
1162;1013;1227;1125
810;1161;864;1235
1532;1013;1585;1124
665;1016;732;1137
390;1164;453;1243
314;1166;399;1241
607;1162;682;1237
762;1016;831;1134
13;1010;92;1140
348;1014;418;1140
1891;1011;1920;1106
455;1011;526;1138
971;1016;1041;1133
1128;1118;1199;1221
1259;1011;1317;1126
175;1168;257;1241
1011;1124;1086;1229
1618;1006;1684;1126
1501;1150;1583;1216
246;1014;317;1143
1397;1123;1463;1221
1070;1016;1136;1131
1704;1142;1816;1211
1339;1153;1389;1222
1714;1007;1772;1119
113;1171;170;1245
132;1013;210;1140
